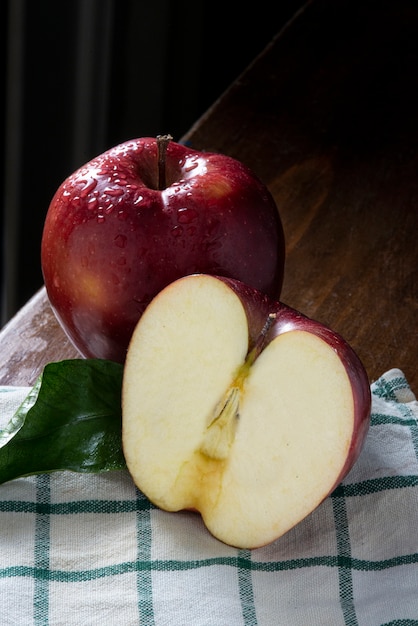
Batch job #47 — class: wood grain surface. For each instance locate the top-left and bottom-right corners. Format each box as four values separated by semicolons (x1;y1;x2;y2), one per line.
1;0;417;391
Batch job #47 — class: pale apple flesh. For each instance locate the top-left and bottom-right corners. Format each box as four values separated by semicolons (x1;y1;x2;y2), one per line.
122;274;371;549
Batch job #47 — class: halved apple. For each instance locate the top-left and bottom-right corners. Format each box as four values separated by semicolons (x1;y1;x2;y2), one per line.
122;274;371;549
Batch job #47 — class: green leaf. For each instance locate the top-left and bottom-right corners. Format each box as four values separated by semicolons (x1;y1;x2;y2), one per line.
0;359;126;485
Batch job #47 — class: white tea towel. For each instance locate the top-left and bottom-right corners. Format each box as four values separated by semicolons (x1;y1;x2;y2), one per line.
0;368;417;625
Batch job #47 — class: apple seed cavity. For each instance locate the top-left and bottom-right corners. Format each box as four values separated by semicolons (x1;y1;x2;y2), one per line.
200;312;277;461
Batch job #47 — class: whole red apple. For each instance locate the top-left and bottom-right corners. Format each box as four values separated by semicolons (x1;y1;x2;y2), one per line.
122;273;371;549
41;136;285;362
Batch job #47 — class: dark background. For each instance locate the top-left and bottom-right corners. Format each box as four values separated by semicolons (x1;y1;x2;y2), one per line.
1;0;306;326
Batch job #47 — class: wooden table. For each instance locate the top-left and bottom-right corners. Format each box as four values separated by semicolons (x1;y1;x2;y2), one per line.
1;0;417;392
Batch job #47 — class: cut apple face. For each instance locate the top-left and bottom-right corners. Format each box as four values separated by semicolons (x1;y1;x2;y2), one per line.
122;274;371;549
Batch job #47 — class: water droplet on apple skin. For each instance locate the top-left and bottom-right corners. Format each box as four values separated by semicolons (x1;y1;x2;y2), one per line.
184;158;199;173
104;203;115;215
79;178;98;198
177;207;198;224
171;225;183;238
205;239;223;253
103;187;124;197
71;196;82;208
87;197;99;211
114;234;127;248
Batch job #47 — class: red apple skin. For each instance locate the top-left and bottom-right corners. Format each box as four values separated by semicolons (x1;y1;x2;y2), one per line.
41;138;285;363
219;276;372;489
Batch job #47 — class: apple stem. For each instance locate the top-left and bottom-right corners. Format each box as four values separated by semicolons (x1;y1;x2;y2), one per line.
157;134;173;190
247;312;277;366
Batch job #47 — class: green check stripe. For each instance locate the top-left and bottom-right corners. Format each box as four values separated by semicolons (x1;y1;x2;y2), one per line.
0;496;153;513
371;375;418;465
410;417;418;465
333;475;418;497
333;493;357;626
396;389;418;465
382;619;418;626
237;550;257;625
2;551;418;582
34;474;50;626
372;375;412;401
136;489;155;625
2;474;416;516
371;412;416;426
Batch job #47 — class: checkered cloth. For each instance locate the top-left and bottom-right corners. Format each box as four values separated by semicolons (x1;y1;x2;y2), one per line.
1;368;417;626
